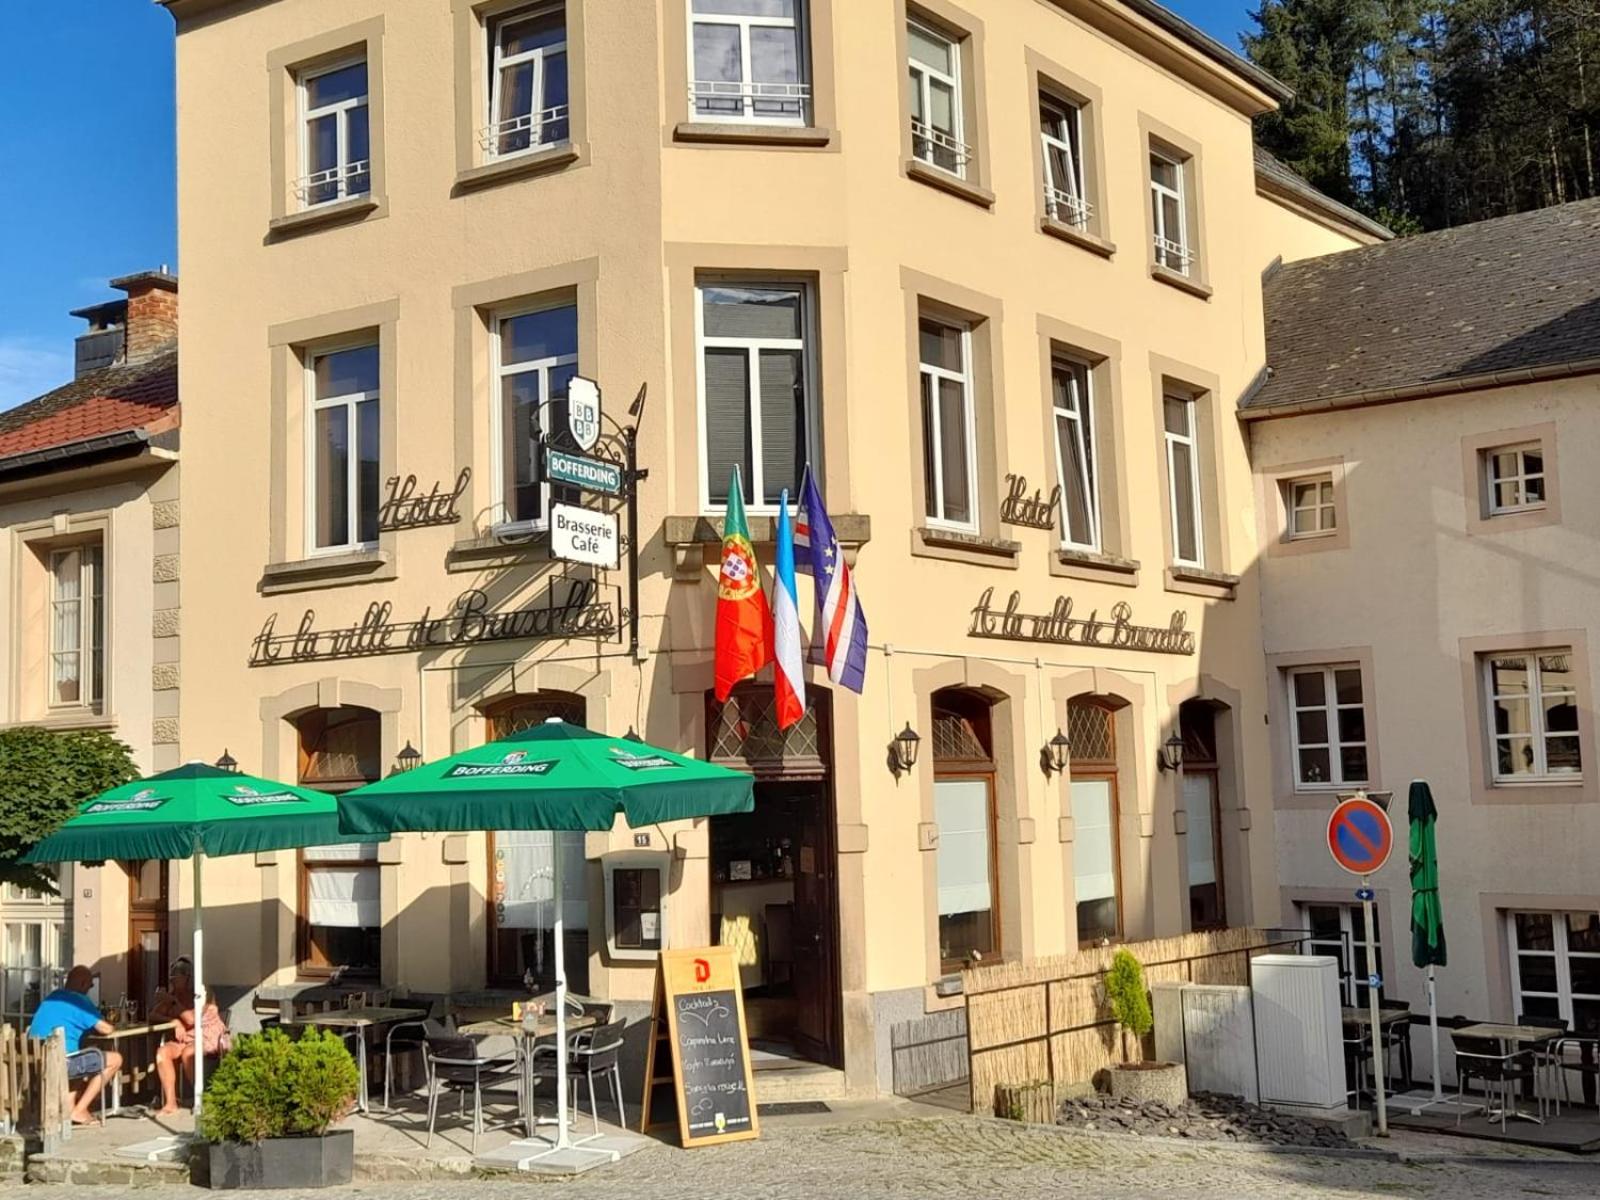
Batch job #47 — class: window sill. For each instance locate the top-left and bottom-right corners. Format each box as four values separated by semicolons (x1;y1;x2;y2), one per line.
1469;505;1560;536
0;712;116;734
1150;262;1214;300
1052;547;1141;588
1039;217;1116;259
904;159;996;210
267;195;383;240
912;525;1020;569
445;533;553;574
673;122;834;149
259;549;395;595
666;512;871;579
453;143;584;193
1165;564;1239;599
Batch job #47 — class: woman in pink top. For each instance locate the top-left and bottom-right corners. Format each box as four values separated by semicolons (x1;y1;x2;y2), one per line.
151;960;231;1115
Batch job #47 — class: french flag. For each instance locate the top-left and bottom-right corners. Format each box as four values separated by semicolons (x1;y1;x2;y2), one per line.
772;490;807;729
796;471;868;694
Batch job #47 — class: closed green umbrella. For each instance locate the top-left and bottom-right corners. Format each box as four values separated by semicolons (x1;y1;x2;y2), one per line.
22;762;377;1115
1408;780;1448;1106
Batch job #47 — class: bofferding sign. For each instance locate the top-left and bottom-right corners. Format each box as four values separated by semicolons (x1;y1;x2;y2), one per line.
551;502;619;569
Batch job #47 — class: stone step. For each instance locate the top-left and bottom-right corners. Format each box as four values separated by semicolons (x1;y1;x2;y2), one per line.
751;1062;852;1105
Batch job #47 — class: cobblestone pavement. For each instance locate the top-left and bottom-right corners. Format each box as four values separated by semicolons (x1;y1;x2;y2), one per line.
24;1115;1600;1198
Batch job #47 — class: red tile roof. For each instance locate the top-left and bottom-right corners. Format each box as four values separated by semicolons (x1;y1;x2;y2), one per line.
0;351;178;460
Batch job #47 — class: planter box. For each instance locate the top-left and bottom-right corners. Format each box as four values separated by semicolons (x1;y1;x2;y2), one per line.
204;1130;353;1190
1108;1062;1188;1107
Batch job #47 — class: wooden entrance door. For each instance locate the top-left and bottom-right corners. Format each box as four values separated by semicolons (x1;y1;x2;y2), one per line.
126;859;169;1017
789;782;841;1067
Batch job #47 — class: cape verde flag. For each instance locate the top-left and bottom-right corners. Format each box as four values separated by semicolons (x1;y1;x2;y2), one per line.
797;471;869;693
773;490;807;730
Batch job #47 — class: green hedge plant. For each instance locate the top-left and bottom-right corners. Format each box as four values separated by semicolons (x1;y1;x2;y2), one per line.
1104;949;1153;1064
200;1028;360;1143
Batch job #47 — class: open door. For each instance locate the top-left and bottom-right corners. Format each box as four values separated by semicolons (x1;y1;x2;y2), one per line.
789;782;841;1067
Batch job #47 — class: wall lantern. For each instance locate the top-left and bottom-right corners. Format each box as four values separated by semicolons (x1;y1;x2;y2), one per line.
890;723;921;775
1157;732;1185;774
215;749;239;774
394;741;423;774
1041;729;1071;776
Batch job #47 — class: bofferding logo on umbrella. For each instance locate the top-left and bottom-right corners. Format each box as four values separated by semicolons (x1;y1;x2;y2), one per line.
445;751;558;778
224;785;307;807
608;747;677;771
85;787;170;814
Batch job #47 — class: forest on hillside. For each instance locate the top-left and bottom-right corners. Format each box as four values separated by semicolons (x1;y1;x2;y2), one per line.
1245;1;1600;232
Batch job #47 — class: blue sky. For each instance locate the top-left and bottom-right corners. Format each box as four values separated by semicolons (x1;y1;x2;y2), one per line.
0;1;1251;410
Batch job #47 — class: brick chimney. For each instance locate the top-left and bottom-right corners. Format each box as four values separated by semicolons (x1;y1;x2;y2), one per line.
112;269;179;365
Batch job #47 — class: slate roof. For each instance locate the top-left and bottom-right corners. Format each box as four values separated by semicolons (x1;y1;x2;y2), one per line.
1253;147;1393;242
1247;196;1600;415
0;350;178;460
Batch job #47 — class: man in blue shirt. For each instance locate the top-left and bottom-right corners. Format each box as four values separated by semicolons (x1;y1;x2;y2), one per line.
29;966;122;1124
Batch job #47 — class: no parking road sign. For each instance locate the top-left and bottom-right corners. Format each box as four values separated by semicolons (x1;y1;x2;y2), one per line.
1326;795;1394;876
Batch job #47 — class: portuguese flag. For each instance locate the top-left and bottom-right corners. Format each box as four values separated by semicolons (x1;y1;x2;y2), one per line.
714;468;773;701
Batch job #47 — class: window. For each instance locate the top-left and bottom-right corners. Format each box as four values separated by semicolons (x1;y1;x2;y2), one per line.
307;343;380;553
1485;444;1546;516
931;690;998;971
907;19;967;177
689;0;809;125
698;282;814;511
1068;699;1121;945
494;302;578;528
48;544;104;709
296;707;382;977
1288;666;1369;789
1039;94;1087;228
485;3;569;157
1162;393;1203;567
1484;650;1581;782
1181;700;1225;932
1509;911;1600;1037
1150;150;1191;273
609;865;664;954
1285;475;1337;539
1051;356;1098;551
1303;902;1383;1007
919;317;977;532
297;58;370;208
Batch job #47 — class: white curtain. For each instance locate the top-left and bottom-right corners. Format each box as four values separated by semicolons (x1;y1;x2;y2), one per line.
1184;773;1217;887
494;831;587;931
934;779;993;917
307;865;380;929
1071;780;1117;902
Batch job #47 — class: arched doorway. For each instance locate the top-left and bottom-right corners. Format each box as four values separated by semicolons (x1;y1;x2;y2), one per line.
1067;697;1123;947
930;688;1000;970
1180;699;1227;931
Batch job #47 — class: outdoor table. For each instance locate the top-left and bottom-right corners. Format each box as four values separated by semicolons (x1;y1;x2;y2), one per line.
86;1021;177;1115
1456;1021;1559;1124
299;1006;424;1114
459;1012;598;1138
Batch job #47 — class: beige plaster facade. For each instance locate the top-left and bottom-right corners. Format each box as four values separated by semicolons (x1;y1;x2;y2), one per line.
162;0;1375;1090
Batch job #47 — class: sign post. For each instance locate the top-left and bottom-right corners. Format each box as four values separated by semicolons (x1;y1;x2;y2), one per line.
1326;793;1394;1136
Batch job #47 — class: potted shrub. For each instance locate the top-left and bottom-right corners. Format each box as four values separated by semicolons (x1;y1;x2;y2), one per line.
199;1027;360;1190
1103;949;1187;1106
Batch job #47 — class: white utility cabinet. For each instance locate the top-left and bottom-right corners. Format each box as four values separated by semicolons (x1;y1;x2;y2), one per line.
1250;954;1346;1113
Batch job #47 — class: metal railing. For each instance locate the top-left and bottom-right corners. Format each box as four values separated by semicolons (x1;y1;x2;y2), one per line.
294;160;372;206
1045;186;1094;229
911;119;973;176
479;105;572;156
1154;234;1196;273
689;79;811;121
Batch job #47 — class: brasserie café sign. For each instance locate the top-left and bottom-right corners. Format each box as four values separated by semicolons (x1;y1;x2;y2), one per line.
968;587;1195;656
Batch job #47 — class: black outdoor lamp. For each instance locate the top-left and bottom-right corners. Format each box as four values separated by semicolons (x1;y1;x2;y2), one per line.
623;726;644;743
1158;732;1185;773
215;749;239;774
394;741;423;774
1042;729;1071;776
890;723;922;775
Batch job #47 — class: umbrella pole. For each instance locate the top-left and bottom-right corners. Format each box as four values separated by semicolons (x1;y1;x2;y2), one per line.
1428;965;1441;1103
553;846;569;1151
192;848;205;1117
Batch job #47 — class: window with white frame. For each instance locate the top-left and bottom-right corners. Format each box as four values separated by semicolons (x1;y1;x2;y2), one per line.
1484;443;1546;515
1302;902;1383;1006
1285;474;1337;539
698;282;815;511
907;18;968;177
1509;910;1600;1036
297;58;370;208
1162;392;1204;567
495;302;579;528
1288;665;1369;788
1051;356;1099;551
49;543;104;709
1040;93;1088;228
484;3;569;158
307;344;380;554
689;0;809;124
1150;149;1192;273
919;316;977;532
1484;650;1581;782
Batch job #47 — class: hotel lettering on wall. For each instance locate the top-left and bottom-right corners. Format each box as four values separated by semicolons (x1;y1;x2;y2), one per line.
968;588;1196;656
999;474;1060;531
377;469;471;532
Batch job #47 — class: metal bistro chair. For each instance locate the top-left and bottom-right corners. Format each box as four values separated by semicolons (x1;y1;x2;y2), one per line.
1378;999;1413;1089
531;1018;628;1134
421;1033;523;1153
1450;1032;1539;1132
1341;1022;1372;1105
1518;1012;1571;1114
382;1007;454;1111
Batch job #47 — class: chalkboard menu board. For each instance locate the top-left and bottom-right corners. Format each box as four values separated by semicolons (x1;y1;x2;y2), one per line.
640;946;760;1147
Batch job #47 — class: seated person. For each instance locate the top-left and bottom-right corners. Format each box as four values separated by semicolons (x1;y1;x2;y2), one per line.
152;961;231;1116
29;965;123;1125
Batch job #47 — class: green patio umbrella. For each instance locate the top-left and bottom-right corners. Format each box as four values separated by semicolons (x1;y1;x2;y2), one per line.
1408;779;1448;1105
22;762;379;1114
336;719;753;1160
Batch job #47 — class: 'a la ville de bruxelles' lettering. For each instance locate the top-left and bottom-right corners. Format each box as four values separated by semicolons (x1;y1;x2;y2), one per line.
968;587;1196;656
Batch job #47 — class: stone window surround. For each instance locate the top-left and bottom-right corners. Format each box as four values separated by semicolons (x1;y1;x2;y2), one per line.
1280;883;1395;993
1025;49;1114;257
1166;675;1252;936
1036;315;1135;587
893;0;995;210
266;16;389;237
1460;421;1561;536
663;0;840;151
1257;455;1352;557
263;300;401;594
451;0;591;193
1138;113;1212;300
1265;646;1383;811
10;511;114;726
1148;353;1234;596
1479;891;1600;1026
903;266;1016;568
1459;628;1597;807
